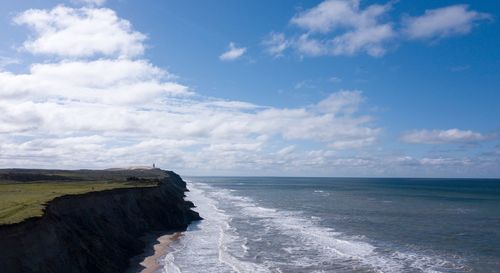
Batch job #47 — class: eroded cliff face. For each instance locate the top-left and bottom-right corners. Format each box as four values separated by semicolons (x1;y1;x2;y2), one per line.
0;171;201;273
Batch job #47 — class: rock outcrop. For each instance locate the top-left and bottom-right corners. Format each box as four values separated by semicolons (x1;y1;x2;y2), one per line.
0;170;201;273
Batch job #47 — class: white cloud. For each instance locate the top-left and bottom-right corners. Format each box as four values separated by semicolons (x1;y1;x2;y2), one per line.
294;34;327;56
291;0;387;33
330;23;394;57
329;76;342;83
0;57;20;69
264;2;490;59
419;157;472;167
219;42;246;61
0;5;383;173
283;0;395;57
401;129;489;144
316;90;364;114
14;6;146;58
1;4;495;176
0;101;380;173
262;32;289;57
294;80;312;90
0;85;380;170
0;59;191;105
277;145;296;156
402;5;492;40
328;137;376;149
73;0;107;6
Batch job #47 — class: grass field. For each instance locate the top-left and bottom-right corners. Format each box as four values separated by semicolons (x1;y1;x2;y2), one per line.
0;169;164;225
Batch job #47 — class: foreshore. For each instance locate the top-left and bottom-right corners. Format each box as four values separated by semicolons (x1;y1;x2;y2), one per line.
135;232;183;273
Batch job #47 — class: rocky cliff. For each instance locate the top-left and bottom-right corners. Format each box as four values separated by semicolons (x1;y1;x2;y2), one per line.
0;170;201;273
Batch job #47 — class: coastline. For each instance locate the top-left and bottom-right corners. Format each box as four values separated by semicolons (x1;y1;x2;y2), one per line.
0;170;201;273
133;232;183;273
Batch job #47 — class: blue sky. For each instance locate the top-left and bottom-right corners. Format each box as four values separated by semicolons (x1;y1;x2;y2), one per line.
0;0;499;177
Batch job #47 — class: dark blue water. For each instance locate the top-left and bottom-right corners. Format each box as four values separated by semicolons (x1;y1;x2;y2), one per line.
163;177;500;273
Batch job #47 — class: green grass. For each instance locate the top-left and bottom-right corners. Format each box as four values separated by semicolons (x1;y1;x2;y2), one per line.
0;168;166;225
0;182;158;225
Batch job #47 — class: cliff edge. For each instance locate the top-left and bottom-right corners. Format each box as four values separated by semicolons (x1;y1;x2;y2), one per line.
0;170;201;273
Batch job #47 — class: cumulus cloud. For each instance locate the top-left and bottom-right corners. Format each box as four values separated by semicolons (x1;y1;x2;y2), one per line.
2;4;496;176
219;42;246;61
0;59;191;104
264;2;490;58
0;89;380;171
401;129;489;144
402;5;492;40
263;0;395;57
291;0;390;33
14;6;146;58
0;5;383;174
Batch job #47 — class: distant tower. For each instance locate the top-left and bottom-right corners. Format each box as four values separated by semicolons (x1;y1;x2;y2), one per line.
153;163;156;168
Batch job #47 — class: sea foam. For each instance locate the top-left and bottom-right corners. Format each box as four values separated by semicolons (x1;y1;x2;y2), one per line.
162;181;461;273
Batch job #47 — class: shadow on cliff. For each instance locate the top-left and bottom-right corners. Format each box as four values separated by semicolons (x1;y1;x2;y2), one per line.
0;170;201;273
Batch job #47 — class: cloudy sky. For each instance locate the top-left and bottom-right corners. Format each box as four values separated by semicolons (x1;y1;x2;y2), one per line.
0;0;498;177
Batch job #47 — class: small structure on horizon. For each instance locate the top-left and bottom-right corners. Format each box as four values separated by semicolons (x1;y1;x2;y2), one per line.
153;163;156;168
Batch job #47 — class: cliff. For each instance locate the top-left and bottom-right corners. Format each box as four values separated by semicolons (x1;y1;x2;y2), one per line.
0;170;201;273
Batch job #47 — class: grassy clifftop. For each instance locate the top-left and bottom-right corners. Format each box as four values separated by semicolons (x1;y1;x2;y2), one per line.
0;168;165;225
0;169;201;273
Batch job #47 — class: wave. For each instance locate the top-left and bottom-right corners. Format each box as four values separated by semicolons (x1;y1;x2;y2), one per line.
162;181;271;273
162;252;182;273
163;181;463;273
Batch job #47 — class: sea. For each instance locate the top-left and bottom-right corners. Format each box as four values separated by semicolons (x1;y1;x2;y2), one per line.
159;177;500;273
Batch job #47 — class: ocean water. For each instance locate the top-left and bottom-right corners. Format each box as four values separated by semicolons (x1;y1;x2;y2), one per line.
161;177;500;273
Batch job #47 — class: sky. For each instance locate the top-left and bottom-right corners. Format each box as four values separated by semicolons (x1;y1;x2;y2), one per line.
0;0;499;177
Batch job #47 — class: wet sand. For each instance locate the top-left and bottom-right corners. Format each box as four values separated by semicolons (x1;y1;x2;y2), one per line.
136;232;183;273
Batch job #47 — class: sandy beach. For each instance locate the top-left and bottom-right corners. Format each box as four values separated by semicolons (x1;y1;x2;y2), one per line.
136;232;183;273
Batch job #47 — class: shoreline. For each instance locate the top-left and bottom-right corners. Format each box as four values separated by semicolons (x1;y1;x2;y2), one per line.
131;232;183;273
0;169;201;273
